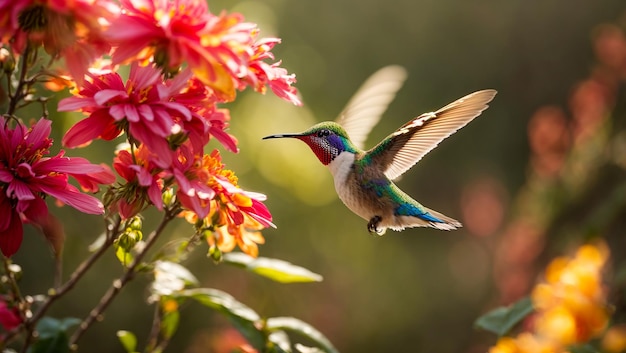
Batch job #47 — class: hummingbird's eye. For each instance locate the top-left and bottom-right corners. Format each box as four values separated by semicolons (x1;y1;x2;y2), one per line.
317;129;331;138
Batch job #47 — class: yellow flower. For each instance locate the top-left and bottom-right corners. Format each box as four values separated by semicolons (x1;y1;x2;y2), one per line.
516;333;561;353
490;334;563;353
534;305;577;346
489;241;610;352
489;337;519;353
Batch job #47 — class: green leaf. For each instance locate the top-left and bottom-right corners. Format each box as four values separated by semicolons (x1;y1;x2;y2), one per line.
268;330;292;353
151;261;199;296
266;317;339;353
36;317;80;338
177;288;260;322
222;252;254;268
223;253;323;283
160;308;180;339
28;317;80;353
116;330;137;353
474;297;534;336
295;344;326;353
28;334;70;353
175;288;265;349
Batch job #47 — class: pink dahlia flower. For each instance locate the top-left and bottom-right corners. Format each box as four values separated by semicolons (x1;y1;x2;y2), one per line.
0;0;119;83
172;148;273;229
105;0;300;105
0;118;115;256
59;63;192;168
112;144;165;219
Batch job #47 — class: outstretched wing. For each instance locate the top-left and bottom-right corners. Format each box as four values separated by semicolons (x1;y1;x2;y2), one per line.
335;65;408;149
367;89;497;180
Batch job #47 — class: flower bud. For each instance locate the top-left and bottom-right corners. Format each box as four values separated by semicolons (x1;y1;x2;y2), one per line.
0;48;15;74
162;188;174;207
128;216;143;231
208;244;222;263
117;229;143;251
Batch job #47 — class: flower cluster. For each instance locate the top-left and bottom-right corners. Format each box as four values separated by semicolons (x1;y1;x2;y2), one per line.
0;0;119;83
489;243;611;353
105;0;300;104
179;150;273;258
0;0;300;258
492;23;624;305
73;64;278;256
0;118;115;256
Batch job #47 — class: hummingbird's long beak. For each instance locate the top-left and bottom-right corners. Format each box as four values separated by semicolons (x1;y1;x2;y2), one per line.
262;133;304;140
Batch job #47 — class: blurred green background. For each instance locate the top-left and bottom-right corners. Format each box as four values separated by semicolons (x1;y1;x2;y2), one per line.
14;0;626;352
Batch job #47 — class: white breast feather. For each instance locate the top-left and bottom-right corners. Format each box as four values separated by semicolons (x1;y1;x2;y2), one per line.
328;152;371;220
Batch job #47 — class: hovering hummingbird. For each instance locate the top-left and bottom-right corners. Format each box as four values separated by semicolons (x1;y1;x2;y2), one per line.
263;66;497;234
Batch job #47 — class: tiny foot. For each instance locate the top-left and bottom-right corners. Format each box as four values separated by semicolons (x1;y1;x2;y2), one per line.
367;216;385;235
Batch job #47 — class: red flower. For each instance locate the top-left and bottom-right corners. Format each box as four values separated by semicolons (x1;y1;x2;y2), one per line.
174;148;273;229
167;72;238;153
0;118;114;256
60;64;241;166
0;299;21;331
105;0;300;105
111;144;165;219
0;0;119;83
59;63;191;168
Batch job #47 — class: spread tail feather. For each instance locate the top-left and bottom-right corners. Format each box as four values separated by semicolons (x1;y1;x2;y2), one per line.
386;207;462;232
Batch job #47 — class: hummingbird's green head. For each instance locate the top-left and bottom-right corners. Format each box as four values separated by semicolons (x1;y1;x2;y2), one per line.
263;121;358;165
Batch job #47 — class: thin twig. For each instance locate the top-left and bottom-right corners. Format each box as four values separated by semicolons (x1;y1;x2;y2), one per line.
6;44;32;117
3;216;123;345
34;216;123;319
54;256;62;290
2;256;31;353
2;257;24;308
145;304;162;352
153;331;172;353
69;206;179;348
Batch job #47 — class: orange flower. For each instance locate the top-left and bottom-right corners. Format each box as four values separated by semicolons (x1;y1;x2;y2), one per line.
177;150;273;257
489;241;610;353
531;243;610;345
602;325;626;353
489;334;561;353
1;0;119;83
208;215;266;258
105;0;300;105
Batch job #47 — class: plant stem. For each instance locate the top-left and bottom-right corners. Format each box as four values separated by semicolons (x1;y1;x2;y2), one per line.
145;304;161;352
6;44;32;117
3;216;122;346
69;207;179;349
2;256;24;310
1;255;29;351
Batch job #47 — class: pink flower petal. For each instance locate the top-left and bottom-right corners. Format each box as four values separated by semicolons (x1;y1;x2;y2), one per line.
124;104;140;122
148;182;163;210
0;300;22;330
63;112;116;147
0;194;12;232
6;179;36;201
21;196;49;226
39;184;104;215
109;104;127;121
0;210;23;257
94;88;128;105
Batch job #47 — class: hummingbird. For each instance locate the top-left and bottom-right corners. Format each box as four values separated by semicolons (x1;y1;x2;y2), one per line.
263;66;497;235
